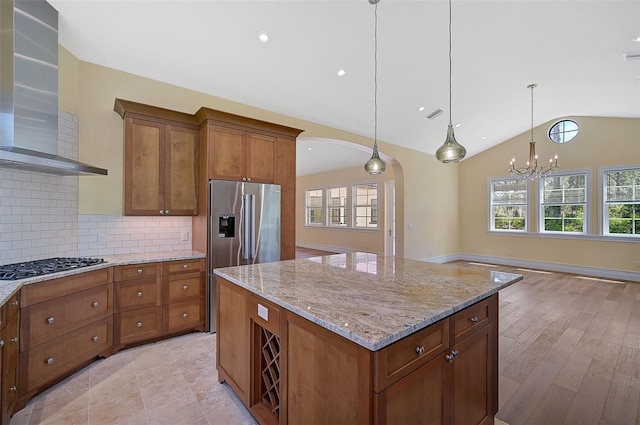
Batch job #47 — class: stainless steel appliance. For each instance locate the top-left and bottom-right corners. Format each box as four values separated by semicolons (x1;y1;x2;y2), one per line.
0;257;105;280
207;180;281;332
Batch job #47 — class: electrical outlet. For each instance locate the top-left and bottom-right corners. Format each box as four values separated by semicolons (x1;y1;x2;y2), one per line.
181;231;189;242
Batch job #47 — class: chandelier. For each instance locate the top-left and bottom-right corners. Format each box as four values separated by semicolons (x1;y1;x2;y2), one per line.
509;83;558;180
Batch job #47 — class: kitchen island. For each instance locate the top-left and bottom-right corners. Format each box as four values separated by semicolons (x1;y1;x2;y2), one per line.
214;252;523;425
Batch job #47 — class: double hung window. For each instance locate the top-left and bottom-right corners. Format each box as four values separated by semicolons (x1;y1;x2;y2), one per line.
489;178;527;231
539;172;588;233
328;186;348;227
602;167;640;237
353;183;378;229
305;189;324;226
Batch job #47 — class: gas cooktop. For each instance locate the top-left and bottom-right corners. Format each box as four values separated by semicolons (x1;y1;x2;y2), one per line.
0;257;105;281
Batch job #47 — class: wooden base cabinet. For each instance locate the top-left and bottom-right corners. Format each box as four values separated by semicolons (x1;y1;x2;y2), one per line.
1;291;20;425
216;277;499;425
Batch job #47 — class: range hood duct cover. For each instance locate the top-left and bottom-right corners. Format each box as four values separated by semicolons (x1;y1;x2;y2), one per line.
0;0;107;176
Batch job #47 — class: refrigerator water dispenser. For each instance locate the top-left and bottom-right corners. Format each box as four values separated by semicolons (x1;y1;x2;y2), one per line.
218;215;235;238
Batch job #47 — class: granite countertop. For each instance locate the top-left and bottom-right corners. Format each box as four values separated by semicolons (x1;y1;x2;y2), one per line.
0;250;205;307
214;252;523;351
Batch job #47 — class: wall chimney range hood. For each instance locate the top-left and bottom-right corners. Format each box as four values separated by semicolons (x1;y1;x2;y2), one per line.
0;0;107;176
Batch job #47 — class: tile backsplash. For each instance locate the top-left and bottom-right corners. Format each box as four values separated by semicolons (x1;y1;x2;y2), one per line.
0;111;193;265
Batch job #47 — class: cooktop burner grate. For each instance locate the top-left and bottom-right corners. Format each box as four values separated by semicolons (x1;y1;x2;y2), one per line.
0;257;105;281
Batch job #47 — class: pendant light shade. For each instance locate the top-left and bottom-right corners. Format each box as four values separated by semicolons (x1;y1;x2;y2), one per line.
435;0;466;164
364;0;387;175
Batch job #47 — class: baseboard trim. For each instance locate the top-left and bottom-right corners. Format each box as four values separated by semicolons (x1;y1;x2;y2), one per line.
295;242;354;254
422;253;640;282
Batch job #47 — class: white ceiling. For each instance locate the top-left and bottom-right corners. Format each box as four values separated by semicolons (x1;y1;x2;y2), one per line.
48;0;640;176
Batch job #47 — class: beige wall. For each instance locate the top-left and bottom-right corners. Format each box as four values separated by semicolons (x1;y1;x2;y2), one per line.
459;116;640;273
59;49;461;261
296;165;395;254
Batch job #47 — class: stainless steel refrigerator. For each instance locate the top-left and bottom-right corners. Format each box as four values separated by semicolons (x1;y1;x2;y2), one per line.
207;180;281;332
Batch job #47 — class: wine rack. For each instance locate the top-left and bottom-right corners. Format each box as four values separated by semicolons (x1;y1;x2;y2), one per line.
259;326;280;420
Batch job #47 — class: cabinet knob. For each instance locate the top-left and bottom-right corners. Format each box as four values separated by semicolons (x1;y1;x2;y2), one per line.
10;300;18;306
242;177;247;182
182;313;188;319
182;285;188;291
137;322;143;328
415;346;425;356
9;386;16;392
10;337;18;343
470;316;479;323
0;340;4;348
46;357;54;365
47;317;55;324
92;336;99;342
183;264;188;269
92;301;99;308
136;291;143;298
246;177;251;182
159;210;165;215
137;268;143;274
165;210;170;214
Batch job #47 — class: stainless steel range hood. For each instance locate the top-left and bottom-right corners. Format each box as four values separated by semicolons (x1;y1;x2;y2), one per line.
0;0;107;176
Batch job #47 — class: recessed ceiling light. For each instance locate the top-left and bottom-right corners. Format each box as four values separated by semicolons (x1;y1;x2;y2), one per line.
633;35;640;42
257;31;270;43
454;123;462;128
337;68;346;77
307;147;312;151
417;106;425;112
482;136;487;140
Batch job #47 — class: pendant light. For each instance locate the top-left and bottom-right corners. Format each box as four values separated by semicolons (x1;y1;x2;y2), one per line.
364;0;387;175
435;0;466;163
508;84;559;180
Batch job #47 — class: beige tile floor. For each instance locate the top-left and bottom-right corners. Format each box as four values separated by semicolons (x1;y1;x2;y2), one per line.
9;331;511;425
9;332;257;425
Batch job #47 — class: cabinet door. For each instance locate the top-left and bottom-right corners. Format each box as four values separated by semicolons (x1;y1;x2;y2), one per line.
375;353;448;425
1;313;19;425
246;133;276;183
450;324;495;425
208;126;246;181
165;125;198;215
125;118;165;215
276;137;296;260
216;278;250;406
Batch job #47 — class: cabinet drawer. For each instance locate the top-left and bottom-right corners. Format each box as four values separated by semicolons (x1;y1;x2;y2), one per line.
165;272;204;303
22;316;112;394
164;259;204;275
247;294;280;337
452;295;496;344
21;283;113;350
163;299;205;334
114;263;161;281
115;277;161;312
374;318;449;392
115;306;163;346
21;268;113;307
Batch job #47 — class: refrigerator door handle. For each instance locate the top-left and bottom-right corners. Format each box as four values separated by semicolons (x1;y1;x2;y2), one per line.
242;194;256;260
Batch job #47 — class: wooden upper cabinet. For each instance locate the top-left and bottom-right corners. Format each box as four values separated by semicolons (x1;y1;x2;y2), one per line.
207;125;276;183
114;99;199;216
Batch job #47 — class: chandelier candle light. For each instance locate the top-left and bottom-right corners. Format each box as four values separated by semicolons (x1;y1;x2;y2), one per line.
364;0;387;175
509;83;559;180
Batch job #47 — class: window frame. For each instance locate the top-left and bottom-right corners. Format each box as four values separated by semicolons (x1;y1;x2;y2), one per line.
600;165;640;238
305;188;324;226
353;182;379;229
327;186;348;227
538;169;590;235
488;177;529;232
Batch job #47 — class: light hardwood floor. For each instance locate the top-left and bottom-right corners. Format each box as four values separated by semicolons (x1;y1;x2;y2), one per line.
9;259;639;424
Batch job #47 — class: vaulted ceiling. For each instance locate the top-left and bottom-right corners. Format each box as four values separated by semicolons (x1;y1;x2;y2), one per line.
49;0;640;175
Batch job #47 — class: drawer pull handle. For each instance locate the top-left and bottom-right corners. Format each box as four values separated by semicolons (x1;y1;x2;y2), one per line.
182;285;188;290
92;336;99;342
46;357;54;365
136;291;143;298
415;346;425;356
10;300;18;306
10;337;17;343
137;322;143;328
137;268;143;274
470;316;479;323
9;386;16;392
92;301;99;308
182;313;188;319
0;340;4;347
47;317;55;324
183;264;188;269
445;350;460;363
